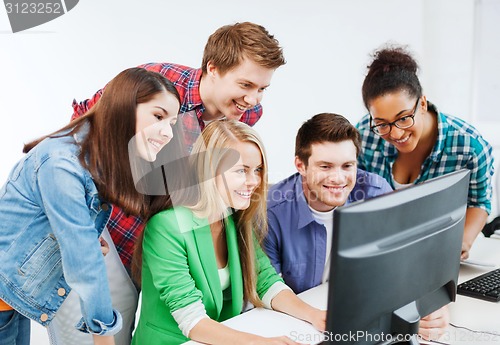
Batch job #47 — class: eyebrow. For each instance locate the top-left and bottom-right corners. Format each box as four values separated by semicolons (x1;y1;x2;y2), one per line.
234;164;263;169
154;106;177;118
154;106;168;115
238;79;270;89
373;107;413;121
317;160;356;165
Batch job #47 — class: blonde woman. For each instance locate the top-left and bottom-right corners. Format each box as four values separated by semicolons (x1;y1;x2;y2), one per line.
132;120;325;345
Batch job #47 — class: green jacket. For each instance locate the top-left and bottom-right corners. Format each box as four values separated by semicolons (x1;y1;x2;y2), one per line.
131;207;283;345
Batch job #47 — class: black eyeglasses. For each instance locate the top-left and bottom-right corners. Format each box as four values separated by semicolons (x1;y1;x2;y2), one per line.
370;98;420;136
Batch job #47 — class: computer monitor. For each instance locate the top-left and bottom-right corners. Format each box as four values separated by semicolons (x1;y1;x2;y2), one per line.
325;169;470;345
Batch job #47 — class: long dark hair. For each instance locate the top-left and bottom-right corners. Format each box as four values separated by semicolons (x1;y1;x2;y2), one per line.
23;67;181;218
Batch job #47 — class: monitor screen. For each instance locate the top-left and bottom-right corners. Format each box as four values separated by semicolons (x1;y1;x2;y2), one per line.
325;169;470;345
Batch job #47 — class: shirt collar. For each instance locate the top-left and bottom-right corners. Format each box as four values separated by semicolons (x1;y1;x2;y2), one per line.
293;174;326;229
73;121;90;144
185;68;204;114
427;101;448;162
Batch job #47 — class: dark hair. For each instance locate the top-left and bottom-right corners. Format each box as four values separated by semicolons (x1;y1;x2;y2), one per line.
362;44;422;109
201;21;286;75
295;113;361;165
23;67;181;218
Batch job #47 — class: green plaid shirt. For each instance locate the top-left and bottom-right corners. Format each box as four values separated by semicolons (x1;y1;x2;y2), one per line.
356;102;495;214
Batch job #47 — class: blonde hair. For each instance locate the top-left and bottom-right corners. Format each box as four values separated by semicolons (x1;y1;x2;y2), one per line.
190;120;268;307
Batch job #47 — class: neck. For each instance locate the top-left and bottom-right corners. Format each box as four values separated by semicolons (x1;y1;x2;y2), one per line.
414;109;438;158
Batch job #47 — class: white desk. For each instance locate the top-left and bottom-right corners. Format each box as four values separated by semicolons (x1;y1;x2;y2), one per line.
184;236;500;345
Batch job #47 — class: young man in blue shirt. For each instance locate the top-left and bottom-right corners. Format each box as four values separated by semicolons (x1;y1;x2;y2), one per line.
263;112;449;340
264;113;392;294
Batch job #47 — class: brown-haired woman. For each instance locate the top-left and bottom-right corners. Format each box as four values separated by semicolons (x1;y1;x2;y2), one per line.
0;67;181;345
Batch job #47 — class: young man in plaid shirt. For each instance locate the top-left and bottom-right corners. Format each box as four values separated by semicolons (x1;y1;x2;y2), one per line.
71;22;286;276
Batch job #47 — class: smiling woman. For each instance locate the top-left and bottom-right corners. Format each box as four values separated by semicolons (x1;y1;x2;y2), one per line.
134;91;179;162
131;120;326;345
355;44;495;261
0;67;181;345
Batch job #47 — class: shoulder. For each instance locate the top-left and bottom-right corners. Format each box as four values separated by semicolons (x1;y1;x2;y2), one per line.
139;62;198;80
355;113;371;130
34;135;83;171
267;173;301;209
440;112;493;155
356;114;386;151
354;169;392;195
147;206;200;234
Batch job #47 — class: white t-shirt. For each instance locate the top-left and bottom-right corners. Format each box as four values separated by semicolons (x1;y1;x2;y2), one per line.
309;206;335;283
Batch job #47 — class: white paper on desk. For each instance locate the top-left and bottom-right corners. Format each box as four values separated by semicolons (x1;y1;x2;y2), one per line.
223;308;324;344
460;258;496;268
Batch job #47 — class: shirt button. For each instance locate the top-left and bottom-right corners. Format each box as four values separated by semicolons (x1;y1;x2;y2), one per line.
57;288;66;296
40;313;48;322
101;203;109;211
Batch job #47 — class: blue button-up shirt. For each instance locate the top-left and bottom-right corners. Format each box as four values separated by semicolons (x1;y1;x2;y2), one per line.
264;170;392;294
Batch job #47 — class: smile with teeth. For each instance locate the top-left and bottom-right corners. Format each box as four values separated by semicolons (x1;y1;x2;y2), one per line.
148;138;164;151
234;101;248;112
235;190;253;198
324;185;344;192
393;135;410;144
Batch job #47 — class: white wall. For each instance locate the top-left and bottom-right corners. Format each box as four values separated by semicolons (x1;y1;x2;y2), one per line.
1;0;498;184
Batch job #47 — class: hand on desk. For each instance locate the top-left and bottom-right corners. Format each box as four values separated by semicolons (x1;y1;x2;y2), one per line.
418;305;449;341
271;289;326;332
305;309;326;333
190;317;309;345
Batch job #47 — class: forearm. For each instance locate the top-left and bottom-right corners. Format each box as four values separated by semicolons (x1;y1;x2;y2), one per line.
189;318;262;345
461;207;488;259
463;207;488;247
270;289;324;330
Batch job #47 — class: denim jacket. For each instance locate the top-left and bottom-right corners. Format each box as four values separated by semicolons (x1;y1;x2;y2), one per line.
0;124;122;336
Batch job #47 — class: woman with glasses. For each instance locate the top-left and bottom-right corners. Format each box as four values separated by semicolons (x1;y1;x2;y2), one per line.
356;44;494;261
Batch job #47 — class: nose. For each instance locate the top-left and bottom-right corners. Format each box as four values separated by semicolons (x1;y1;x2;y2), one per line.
327;168;345;184
243;90;261;107
389;126;405;139
160;122;173;143
245;171;261;188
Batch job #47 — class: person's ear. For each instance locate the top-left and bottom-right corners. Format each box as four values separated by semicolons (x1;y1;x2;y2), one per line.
420;95;428;112
206;61;218;78
295;156;307;176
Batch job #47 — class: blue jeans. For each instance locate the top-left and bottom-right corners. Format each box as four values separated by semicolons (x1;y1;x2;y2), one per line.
0;310;30;345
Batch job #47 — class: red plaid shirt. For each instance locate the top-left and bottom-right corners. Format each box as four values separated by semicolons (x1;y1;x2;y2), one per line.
71;62;263;272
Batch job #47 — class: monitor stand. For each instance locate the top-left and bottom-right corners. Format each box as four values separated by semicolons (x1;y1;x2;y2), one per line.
381;301;421;345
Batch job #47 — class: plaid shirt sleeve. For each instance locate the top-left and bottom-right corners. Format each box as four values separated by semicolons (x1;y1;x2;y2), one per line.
355;114;371;171
446;117;495;213
240;104;263;127
71;89;104;120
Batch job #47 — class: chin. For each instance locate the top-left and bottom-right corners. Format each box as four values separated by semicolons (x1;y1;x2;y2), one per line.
226;114;243;121
141;155;156;162
233;202;250;211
